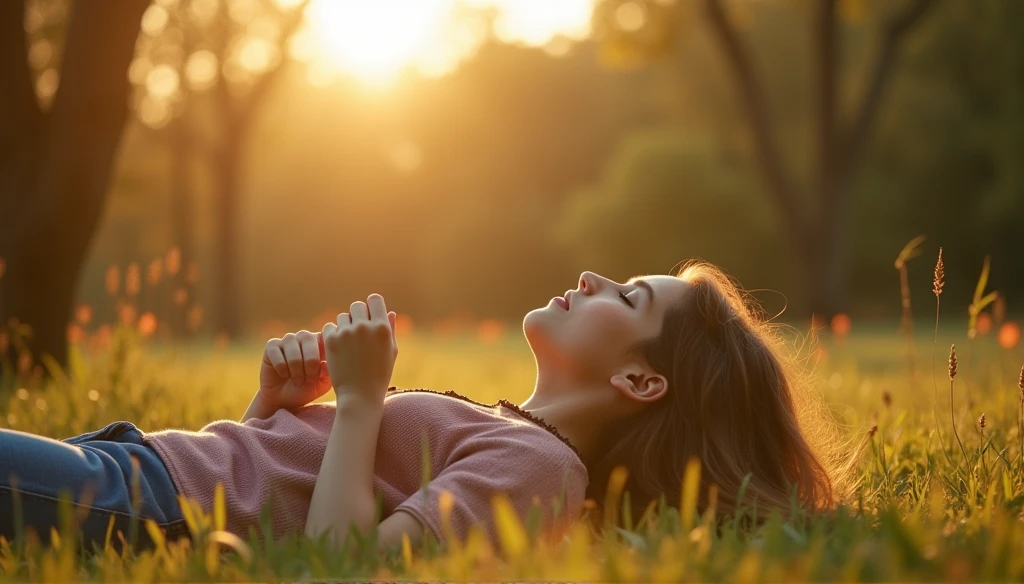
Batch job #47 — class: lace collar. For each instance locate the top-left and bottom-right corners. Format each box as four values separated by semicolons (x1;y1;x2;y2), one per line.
386;386;583;462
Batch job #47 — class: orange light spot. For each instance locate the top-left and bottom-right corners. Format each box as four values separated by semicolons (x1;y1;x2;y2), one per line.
173;287;189;306
976;313;993;336
187;304;204;332
998;322;1020;350
830;313;852;339
395;313;414;337
106;265;120;295
119;303;137;325
75;304;93;326
477;319;505;344
147;259;163;286
138;312;158;337
166;247;181;276
66;323;84;344
126;262;141;296
92;325;112;352
17;351;32;374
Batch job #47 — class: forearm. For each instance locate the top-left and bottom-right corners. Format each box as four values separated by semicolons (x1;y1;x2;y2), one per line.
240;391;275;424
304;396;383;549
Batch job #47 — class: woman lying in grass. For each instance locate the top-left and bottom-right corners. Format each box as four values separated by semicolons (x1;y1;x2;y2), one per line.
0;261;843;556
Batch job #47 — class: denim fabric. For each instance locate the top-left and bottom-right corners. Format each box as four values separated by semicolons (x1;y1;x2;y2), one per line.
0;420;190;553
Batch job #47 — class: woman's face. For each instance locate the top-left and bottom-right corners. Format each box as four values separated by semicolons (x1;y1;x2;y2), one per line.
523;271;689;384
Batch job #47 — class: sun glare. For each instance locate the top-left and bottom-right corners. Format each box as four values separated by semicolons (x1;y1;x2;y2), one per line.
303;0;595;85
307;0;455;85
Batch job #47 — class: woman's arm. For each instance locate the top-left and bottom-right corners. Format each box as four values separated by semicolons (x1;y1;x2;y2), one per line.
240;390;276;424
304;396;382;551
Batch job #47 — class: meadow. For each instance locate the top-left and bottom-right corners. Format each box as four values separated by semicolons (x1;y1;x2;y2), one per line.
1;304;1023;582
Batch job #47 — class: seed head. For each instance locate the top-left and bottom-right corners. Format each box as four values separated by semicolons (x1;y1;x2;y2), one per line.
882;391;892;408
1018;365;1023;399
868;424;878;438
978;413;986;430
933;247;945;297
948;344;958;380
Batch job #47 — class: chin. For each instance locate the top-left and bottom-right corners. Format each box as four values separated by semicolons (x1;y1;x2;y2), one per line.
522;307;552;349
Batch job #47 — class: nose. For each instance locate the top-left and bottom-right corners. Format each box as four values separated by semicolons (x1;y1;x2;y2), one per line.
579;271;598;293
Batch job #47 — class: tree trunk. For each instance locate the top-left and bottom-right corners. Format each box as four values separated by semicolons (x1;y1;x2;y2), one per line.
0;0;149;376
213;124;246;339
169;113;195;339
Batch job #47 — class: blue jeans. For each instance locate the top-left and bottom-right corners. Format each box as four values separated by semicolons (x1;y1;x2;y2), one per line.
0;420;190;553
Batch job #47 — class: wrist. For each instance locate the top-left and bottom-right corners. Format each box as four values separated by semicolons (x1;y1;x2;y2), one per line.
253;390;278;413
334;392;384;416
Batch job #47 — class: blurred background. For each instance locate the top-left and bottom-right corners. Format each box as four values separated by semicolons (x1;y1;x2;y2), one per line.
1;0;1022;372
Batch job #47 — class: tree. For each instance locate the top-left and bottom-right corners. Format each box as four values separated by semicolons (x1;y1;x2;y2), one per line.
131;0;310;339
0;0;150;376
593;0;937;316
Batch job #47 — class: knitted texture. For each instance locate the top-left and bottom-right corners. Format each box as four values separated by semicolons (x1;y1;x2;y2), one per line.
144;388;589;547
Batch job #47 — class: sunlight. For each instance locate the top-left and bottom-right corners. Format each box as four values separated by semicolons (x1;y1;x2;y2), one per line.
302;0;595;85
306;0;456;85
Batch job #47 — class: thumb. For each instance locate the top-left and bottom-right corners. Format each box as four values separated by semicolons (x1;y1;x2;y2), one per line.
388;311;397;332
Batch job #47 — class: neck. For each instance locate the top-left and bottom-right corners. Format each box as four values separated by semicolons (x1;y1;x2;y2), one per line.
518;371;612;463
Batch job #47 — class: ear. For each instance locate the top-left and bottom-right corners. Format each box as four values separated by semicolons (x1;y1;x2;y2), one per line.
609;368;668;404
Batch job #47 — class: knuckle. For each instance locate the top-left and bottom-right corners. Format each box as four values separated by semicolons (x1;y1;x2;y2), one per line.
283;332;296;340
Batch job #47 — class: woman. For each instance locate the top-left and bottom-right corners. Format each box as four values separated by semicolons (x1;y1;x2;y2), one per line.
0;261;844;555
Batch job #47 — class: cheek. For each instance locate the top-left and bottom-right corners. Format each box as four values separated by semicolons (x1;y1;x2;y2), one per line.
564;303;632;353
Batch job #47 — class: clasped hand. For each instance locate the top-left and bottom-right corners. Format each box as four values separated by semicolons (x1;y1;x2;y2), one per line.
259;294;398;411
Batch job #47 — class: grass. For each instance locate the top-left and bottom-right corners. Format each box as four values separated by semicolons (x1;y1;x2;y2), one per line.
1;318;1023;582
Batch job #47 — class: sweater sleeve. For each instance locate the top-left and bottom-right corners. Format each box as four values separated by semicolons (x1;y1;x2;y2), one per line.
392;438;587;548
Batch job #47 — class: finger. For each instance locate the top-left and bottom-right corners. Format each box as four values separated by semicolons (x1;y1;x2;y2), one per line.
317;330;325;360
297;331;319;383
388;311;396;332
367;294;387;322
281;335;304;386
321;321;337;344
264;340;290;380
350;301;369;323
316;361;332;394
336;312;351;328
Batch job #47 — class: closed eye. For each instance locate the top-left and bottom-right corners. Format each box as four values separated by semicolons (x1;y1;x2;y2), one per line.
619;291;634;308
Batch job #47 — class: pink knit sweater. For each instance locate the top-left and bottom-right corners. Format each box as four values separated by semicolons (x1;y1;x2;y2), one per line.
144;388;590;548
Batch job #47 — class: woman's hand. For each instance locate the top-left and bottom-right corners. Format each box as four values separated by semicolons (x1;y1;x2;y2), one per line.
258;330;333;411
322;294;398;408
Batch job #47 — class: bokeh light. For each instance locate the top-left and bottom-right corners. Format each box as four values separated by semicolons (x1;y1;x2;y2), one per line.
303;0;594;84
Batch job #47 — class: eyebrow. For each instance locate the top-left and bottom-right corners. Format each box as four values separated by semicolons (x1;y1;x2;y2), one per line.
630;278;655;310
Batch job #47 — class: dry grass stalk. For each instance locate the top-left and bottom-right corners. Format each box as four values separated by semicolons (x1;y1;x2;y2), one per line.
895;236;926;379
930;247;951;465
948;344;967;462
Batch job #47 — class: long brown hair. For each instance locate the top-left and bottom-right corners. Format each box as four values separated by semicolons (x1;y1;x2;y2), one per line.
582;260;854;529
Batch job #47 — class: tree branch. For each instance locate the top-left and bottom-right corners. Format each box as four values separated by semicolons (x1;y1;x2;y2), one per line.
703;0;809;245
840;0;937;184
